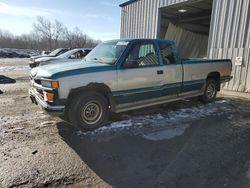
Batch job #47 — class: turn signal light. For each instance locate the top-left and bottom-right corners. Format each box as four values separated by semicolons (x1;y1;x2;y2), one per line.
44;92;54;102
51;81;59;88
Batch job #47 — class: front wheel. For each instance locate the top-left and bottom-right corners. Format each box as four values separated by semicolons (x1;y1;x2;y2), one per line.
200;79;218;104
68;92;109;131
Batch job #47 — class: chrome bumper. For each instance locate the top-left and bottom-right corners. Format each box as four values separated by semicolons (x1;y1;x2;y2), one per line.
29;88;65;113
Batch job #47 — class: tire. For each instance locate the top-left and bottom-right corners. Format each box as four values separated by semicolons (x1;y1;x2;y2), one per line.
200;79;218;104
68;92;109;131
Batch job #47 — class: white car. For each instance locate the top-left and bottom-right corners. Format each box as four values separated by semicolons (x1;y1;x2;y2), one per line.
31;48;92;67
29;48;70;67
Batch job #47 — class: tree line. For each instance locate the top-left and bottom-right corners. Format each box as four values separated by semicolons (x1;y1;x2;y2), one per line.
0;16;101;51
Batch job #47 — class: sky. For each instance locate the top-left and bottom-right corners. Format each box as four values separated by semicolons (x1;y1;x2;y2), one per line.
0;0;126;41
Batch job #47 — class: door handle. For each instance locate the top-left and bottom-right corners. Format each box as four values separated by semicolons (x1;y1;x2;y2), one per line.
157;70;164;75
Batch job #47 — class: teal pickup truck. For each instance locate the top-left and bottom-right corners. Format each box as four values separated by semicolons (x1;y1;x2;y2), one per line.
29;39;232;131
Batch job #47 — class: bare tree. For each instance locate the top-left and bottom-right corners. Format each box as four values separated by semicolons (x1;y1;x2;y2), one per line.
64;28;74;47
0;29;14;48
0;17;100;50
72;27;87;47
63;27;87;48
53;20;65;48
33;16;53;50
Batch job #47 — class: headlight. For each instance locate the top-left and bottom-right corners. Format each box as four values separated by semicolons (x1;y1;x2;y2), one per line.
41;80;51;88
41;80;59;88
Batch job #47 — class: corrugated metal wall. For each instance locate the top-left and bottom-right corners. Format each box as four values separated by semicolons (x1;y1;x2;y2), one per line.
120;0;250;93
120;0;188;39
208;0;250;92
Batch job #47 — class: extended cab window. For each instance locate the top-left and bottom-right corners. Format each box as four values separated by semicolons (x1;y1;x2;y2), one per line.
159;42;176;65
126;43;159;67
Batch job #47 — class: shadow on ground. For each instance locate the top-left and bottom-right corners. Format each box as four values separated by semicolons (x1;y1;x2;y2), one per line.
57;101;198;187
57;98;250;188
0;75;16;94
57;121;194;188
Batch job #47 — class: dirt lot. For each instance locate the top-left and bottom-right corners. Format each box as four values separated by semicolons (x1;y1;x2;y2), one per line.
0;58;250;188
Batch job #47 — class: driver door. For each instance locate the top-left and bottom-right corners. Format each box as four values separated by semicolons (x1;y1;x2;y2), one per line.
115;41;165;104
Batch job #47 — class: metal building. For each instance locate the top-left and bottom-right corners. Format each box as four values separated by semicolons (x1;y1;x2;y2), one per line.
120;0;250;93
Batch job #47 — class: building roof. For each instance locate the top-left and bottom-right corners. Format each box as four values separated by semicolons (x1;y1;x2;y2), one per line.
119;0;138;7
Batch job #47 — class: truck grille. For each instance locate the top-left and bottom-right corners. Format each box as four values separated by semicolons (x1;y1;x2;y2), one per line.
30;77;46;100
30;77;41;86
34;79;41;85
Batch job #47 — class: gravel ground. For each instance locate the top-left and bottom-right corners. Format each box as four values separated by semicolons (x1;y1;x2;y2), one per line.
0;58;250;188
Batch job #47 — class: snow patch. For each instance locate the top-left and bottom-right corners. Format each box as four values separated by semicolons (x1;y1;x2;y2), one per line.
35;121;56;129
0;115;34;126
215;100;227;104
156;114;165;120
246;169;250;179
77;100;234;137
143;124;190;141
77;120;133;137
0;66;30;72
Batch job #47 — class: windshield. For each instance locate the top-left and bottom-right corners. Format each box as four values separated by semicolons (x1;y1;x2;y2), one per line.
84;41;129;64
49;49;62;56
57;49;78;58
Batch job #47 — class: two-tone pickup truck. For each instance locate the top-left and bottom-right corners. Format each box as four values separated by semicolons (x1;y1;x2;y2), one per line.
29;39;232;131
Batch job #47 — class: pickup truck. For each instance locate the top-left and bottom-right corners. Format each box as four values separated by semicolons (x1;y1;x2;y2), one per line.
29;39;232;131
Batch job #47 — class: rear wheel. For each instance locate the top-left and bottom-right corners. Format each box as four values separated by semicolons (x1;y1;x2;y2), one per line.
68;92;109;131
200;79;218;104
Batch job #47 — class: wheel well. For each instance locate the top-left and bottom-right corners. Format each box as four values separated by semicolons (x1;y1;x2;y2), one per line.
207;72;221;91
66;83;115;110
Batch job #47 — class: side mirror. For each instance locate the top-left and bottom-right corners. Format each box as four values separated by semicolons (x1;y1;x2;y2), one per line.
123;60;138;69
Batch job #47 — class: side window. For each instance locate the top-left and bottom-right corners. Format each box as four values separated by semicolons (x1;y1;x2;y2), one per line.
76;51;84;59
58;49;67;56
126;43;159;67
70;51;84;59
159;42;176;65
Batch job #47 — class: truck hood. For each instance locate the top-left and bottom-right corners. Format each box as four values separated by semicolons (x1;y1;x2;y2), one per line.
35;56;60;62
30;60;116;79
30;55;55;61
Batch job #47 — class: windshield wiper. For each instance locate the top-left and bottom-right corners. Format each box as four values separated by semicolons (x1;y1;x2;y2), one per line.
93;58;103;61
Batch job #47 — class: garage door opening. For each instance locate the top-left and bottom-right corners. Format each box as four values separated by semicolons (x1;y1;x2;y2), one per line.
158;0;213;58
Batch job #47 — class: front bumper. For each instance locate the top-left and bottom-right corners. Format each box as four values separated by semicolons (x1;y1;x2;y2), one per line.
29;88;65;114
